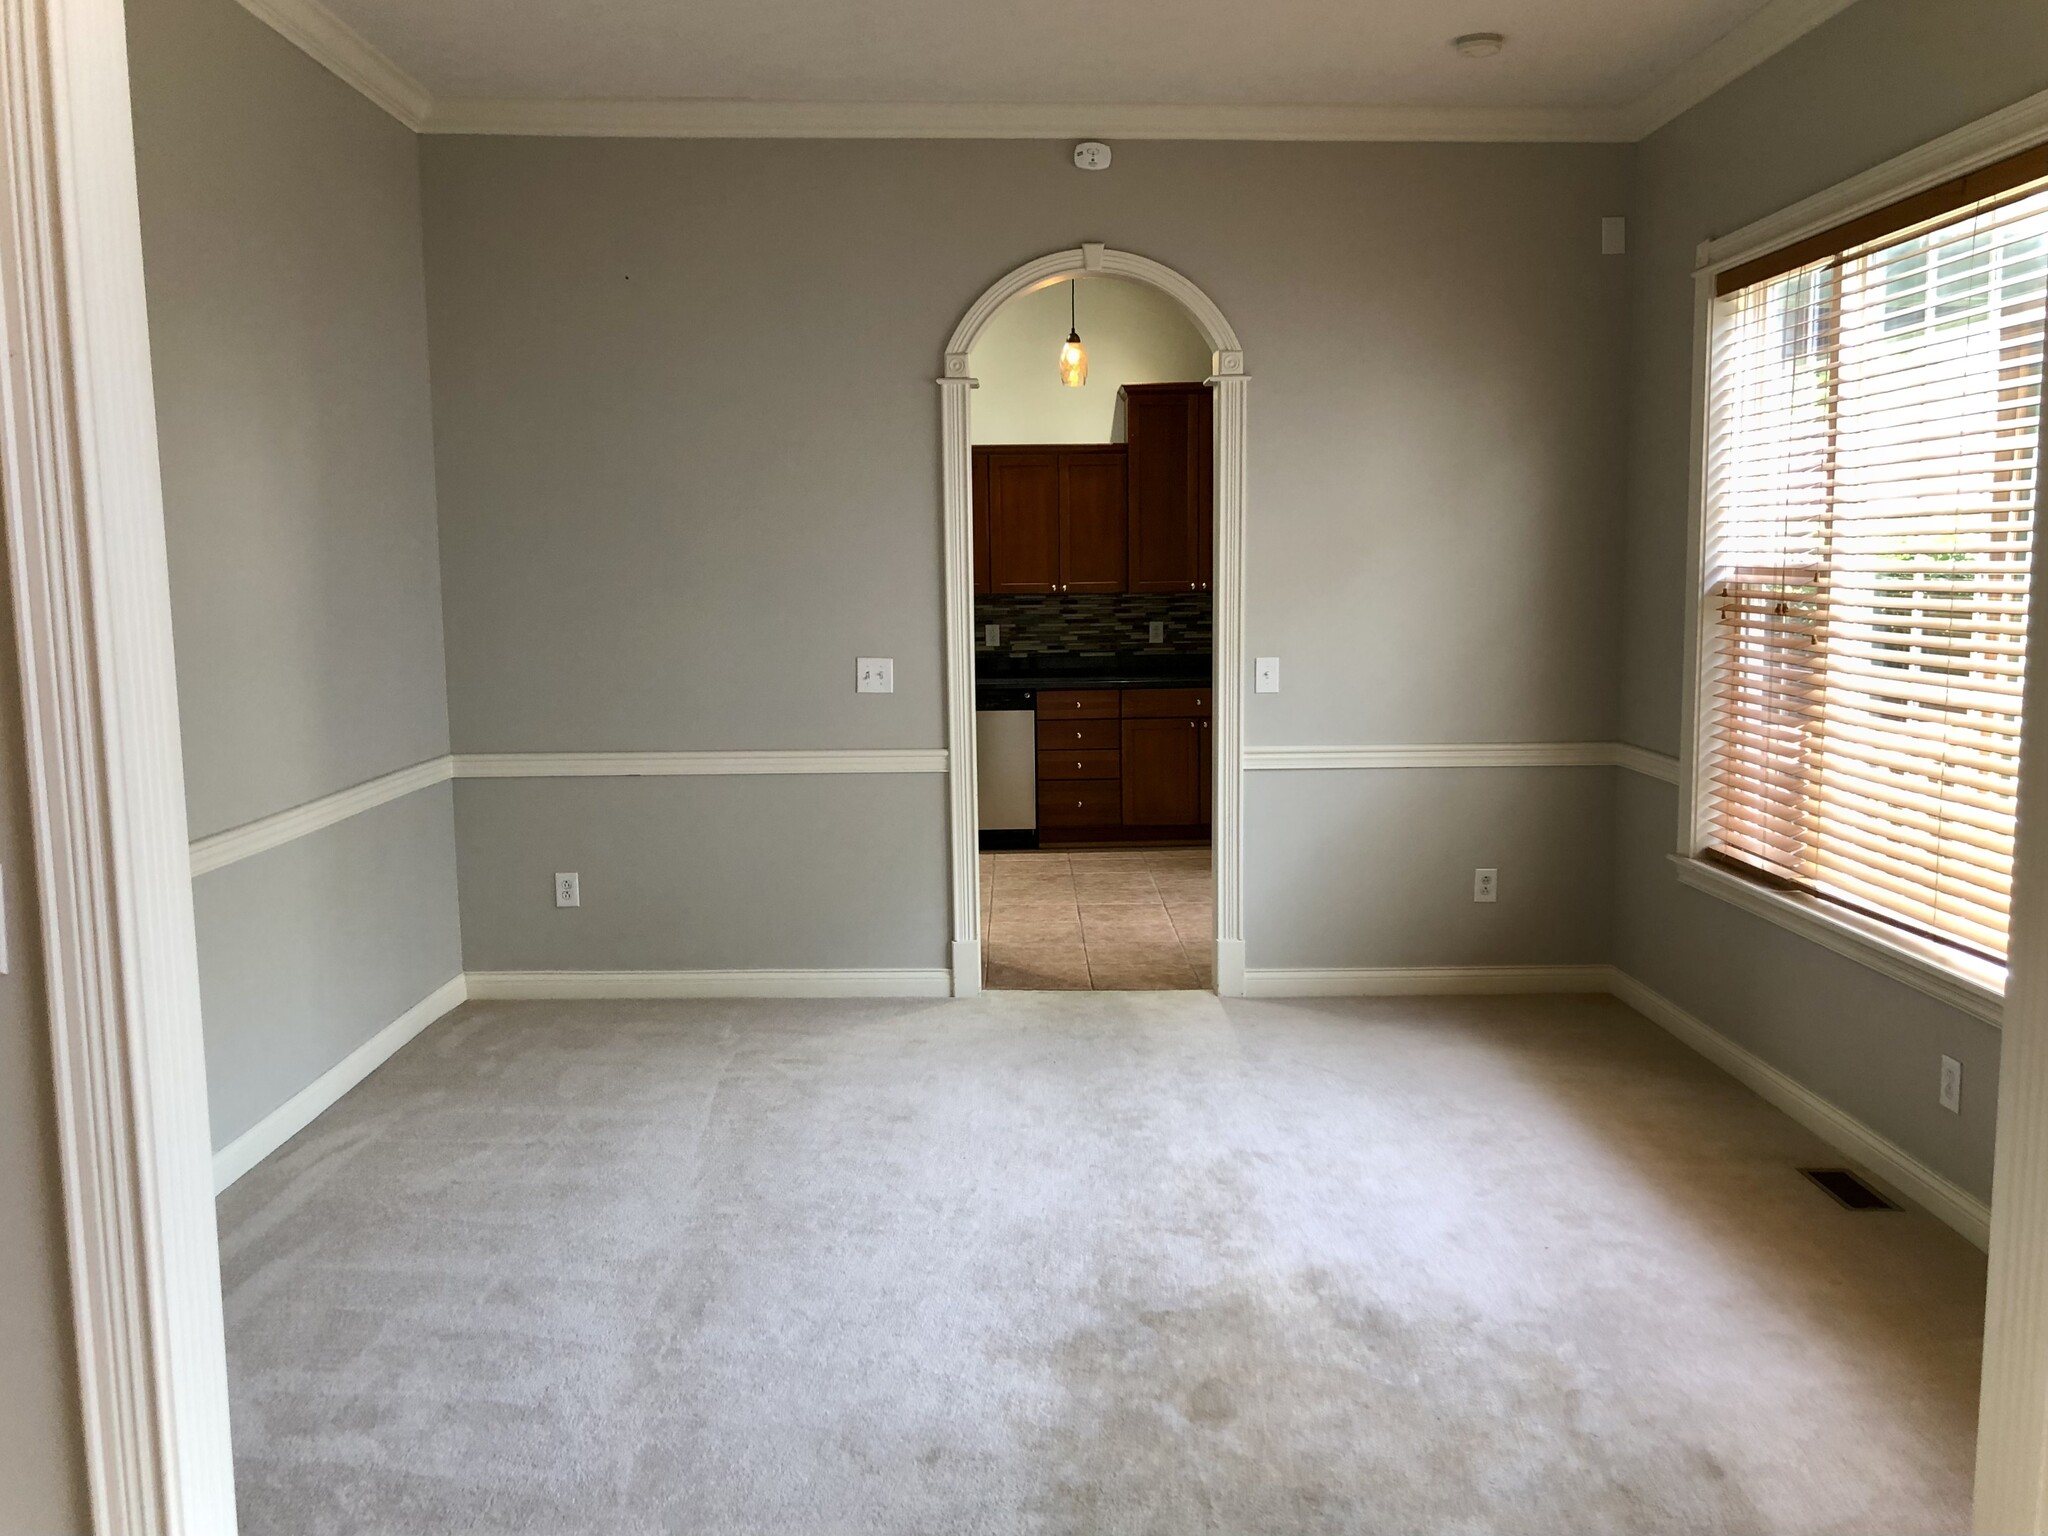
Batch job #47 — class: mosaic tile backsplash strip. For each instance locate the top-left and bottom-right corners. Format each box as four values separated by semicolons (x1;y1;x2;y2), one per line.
975;592;1212;656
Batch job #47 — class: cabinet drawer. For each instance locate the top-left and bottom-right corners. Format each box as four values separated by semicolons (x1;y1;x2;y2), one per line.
1038;749;1121;781
1036;689;1119;720
1121;687;1211;718
1036;718;1120;751
1038;780;1122;826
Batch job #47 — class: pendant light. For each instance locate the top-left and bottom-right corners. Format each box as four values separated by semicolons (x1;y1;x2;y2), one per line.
1057;280;1088;387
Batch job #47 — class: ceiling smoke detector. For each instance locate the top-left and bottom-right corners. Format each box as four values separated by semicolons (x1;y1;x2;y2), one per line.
1452;32;1506;59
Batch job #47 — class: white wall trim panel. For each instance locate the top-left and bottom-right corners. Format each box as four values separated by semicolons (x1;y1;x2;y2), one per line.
231;0;429;127
1608;970;1991;1250
188;755;454;875
468;969;954;1000
1695;85;2048;279
1244;964;1614;997
211;975;466;1192
1610;743;1683;784
451;748;948;778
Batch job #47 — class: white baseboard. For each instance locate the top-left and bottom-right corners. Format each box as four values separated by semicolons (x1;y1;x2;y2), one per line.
466;968;955;1000
1244;963;1612;998
1606;969;1991;1249
211;974;467;1193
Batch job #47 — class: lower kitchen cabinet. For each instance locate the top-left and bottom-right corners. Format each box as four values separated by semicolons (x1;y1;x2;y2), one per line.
1033;684;1212;843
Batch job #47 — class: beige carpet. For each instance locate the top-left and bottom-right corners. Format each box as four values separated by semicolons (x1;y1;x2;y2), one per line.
217;992;1984;1534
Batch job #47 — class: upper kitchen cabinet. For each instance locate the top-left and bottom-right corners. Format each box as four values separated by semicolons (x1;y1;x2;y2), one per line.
976;445;1127;594
1117;383;1213;594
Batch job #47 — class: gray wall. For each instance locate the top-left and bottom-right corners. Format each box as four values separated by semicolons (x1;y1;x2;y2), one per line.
421;138;1632;972
1615;0;2048;1200
129;0;463;1151
0;587;88;1530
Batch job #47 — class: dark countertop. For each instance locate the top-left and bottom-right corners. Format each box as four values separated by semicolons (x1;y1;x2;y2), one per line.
976;653;1211;699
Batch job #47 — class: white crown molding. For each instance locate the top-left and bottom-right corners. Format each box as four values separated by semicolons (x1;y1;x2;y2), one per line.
1696;83;2048;277
212;975;465;1191
1620;0;1864;140
188;754;454;876
1607;970;1990;1249
468;968;954;999
229;0;1875;145
232;0;429;128
453;748;948;778
419;96;1633;143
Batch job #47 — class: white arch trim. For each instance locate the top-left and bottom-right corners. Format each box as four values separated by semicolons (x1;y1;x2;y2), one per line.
939;243;1249;996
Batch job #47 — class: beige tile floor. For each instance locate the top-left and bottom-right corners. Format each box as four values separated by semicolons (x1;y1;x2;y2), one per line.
980;847;1214;991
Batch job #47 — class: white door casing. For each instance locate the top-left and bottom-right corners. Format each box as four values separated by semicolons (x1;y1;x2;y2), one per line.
940;242;1248;996
0;0;238;1528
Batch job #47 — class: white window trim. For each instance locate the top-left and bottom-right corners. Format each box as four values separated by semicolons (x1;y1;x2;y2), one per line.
1669;856;2004;1025
1674;85;2048;1027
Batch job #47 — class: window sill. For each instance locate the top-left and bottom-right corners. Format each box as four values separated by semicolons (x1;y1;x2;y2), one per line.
1667;855;2004;1027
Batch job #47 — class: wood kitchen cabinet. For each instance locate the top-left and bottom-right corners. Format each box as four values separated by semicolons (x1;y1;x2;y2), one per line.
1034;686;1212;843
1120;688;1212;828
1117;383;1213;594
975;446;1126;594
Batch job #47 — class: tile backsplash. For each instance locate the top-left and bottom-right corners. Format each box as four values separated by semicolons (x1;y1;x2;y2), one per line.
976;592;1212;656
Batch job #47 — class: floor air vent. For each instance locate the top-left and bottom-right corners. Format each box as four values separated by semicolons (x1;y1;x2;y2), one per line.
1800;1167;1901;1211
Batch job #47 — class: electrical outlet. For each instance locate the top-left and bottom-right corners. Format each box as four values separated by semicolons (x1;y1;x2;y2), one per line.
555;872;580;908
1601;216;1628;255
1940;1055;1962;1113
1473;868;1498;903
984;624;999;648
1254;656;1280;693
856;657;894;693
1149;620;1166;643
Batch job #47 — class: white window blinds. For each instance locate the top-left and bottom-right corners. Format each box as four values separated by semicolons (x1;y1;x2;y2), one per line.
1700;150;2048;964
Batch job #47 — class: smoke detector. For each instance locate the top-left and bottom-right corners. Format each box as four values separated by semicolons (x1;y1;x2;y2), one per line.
1452;32;1506;58
1073;141;1112;171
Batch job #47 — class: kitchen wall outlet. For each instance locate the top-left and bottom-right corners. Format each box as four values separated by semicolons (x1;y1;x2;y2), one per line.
555;872;580;908
857;657;894;693
1254;656;1281;693
1601;216;1628;255
1149;620;1166;643
1473;868;1498;903
984;624;999;648
1940;1055;1962;1113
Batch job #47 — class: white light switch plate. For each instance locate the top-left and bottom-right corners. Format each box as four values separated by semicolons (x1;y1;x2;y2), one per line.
1601;216;1627;255
1254;656;1280;693
857;657;894;693
984;624;999;648
1149;621;1165;643
555;872;580;908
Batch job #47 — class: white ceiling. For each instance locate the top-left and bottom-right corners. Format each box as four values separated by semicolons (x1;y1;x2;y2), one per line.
241;0;1863;139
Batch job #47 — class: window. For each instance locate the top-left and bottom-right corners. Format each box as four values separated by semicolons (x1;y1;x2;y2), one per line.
1696;145;2048;968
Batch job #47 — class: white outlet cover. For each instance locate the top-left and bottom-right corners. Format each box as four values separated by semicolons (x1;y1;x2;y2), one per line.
1149;621;1166;643
1601;216;1627;255
555;872;580;908
1940;1054;1963;1113
857;657;894;693
984;624;999;648
1474;868;1498;903
1254;656;1280;693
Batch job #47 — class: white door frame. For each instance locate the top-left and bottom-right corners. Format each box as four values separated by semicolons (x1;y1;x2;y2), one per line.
0;0;238;1529
939;242;1248;996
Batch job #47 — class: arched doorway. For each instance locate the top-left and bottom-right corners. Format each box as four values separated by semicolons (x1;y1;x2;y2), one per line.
938;243;1248;996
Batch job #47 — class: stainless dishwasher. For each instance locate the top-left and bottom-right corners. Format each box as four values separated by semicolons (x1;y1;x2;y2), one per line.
976;685;1037;836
